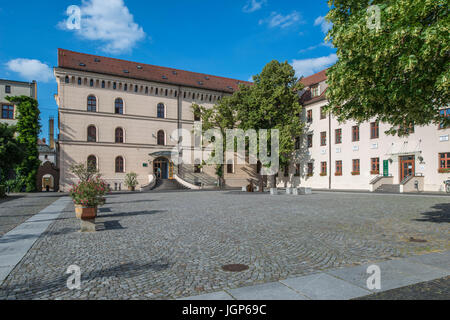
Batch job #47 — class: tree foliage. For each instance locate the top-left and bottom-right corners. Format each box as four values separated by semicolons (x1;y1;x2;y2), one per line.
325;0;449;134
196;60;304;188
0;123;23;183
235;60;304;168
6;96;41;192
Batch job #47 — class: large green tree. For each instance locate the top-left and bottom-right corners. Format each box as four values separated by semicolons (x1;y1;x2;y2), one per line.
325;0;449;134
236;60;304;189
6;96;41;192
195;60;303;190
0;123;23;184
193;95;238;188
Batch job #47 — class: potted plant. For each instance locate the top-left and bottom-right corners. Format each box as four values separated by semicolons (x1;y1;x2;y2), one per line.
124;172;139;191
69;176;108;219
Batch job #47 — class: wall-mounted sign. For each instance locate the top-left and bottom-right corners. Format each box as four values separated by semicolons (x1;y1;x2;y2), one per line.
321;149;326;155
371;143;378;149
440;135;449;142
353;146;359;151
336;148;342;153
143;163;149;168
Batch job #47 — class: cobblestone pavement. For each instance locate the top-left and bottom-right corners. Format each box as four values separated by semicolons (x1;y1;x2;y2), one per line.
0;193;63;237
356;276;450;300
0;191;449;300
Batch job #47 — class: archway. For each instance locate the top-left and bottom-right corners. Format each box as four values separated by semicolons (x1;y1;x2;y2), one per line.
153;157;174;180
42;174;54;192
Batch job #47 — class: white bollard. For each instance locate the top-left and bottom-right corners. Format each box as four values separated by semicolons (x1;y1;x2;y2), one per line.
286;187;292;195
292;188;299;195
242;186;247;192
270;188;278;195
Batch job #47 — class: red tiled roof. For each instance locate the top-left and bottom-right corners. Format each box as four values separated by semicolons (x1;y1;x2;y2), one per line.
301;87;328;106
300;69;328;87
57;49;252;93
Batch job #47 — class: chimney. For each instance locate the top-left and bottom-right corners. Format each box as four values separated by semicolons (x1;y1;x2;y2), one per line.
49;117;55;150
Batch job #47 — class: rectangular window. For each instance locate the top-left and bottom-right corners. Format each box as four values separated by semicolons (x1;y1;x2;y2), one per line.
371;122;379;139
311;85;320;97
307;110;313;123
1;105;14;119
371;158;380;175
295;164;300;177
439;153;450;171
439;108;450;129
227;163;234;174
352;126;360;142
335;161;342;176
335;129;342;144
5;85;11;94
321;162;327;176
295;137;301;150
352;159;360;175
320;132;327;146
307;134;313;148
320;107;326;119
307;163;313;176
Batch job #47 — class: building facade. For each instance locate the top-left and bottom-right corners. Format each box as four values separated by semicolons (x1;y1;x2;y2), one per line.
0;79;37;126
275;69;450;193
55;49;254;192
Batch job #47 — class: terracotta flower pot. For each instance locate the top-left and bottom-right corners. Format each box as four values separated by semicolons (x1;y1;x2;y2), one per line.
75;205;97;219
128;186;136;192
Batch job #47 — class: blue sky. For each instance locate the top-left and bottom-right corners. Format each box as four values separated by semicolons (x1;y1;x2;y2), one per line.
0;0;336;140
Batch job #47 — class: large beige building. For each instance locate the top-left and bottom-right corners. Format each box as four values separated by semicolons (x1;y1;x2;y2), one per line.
277;70;450;193
55;49;254;192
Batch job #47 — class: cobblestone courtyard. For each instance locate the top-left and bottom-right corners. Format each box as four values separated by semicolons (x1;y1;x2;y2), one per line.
0;191;449;300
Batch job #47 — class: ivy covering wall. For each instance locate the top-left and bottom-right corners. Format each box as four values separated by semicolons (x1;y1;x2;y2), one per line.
6;96;41;192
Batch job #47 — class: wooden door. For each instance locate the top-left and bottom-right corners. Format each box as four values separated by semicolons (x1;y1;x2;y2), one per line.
400;156;415;181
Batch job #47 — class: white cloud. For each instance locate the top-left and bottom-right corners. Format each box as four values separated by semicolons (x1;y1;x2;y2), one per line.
6;59;53;82
243;0;266;13
291;54;337;77
259;11;301;29
59;0;146;54
314;16;332;34
298;41;334;53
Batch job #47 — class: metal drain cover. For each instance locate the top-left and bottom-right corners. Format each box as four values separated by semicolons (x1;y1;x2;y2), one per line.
222;264;249;272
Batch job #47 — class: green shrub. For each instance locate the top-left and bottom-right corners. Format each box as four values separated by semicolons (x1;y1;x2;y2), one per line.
0;185;5;198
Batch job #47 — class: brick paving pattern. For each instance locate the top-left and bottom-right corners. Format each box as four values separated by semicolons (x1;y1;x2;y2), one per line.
0;193;63;237
0;191;448;300
357;276;450;300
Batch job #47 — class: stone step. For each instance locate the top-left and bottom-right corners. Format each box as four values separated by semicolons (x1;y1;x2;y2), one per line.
375;184;401;193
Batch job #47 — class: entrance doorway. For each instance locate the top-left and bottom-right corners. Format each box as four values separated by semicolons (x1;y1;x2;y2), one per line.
153;157;174;180
399;155;415;181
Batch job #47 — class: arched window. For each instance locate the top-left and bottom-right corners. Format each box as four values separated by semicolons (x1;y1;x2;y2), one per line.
65;76;70;84
115;156;124;173
115;128;124;143
87;155;97;170
78;77;82;85
157;103;165;118
87;126;97;142
87;96;97;112
157;130;165;146
115;98;123;114
90;79;94;87
101;81;105;88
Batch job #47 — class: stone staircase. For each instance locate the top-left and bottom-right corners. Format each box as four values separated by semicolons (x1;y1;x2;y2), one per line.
178;166;217;189
375;184;401;193
151;179;188;191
